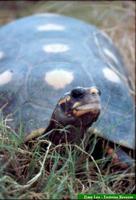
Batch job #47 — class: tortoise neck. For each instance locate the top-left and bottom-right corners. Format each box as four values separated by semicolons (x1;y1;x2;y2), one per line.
44;119;87;145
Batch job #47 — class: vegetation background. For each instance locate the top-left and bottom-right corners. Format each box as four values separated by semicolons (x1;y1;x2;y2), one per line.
0;1;135;199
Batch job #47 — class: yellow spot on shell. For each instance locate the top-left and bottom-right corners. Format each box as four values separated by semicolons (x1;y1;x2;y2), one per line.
103;68;120;83
104;48;118;64
0;51;5;60
43;44;69;53
0;70;13;86
45;69;74;89
37;23;65;31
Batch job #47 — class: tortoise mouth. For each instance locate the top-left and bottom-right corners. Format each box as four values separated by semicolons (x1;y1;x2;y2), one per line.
72;102;101;117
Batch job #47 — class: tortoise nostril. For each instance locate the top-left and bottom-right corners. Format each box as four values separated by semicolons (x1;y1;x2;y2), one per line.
71;87;85;99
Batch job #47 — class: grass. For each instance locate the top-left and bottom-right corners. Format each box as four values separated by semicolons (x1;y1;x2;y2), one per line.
0;118;135;199
0;1;135;199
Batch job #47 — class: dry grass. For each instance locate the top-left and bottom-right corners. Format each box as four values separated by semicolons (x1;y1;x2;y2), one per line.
0;122;135;199
0;1;135;199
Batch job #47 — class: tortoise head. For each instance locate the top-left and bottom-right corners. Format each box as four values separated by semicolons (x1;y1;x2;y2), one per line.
51;86;101;128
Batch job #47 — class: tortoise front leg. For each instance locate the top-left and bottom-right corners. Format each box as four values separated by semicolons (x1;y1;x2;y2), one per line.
24;128;45;143
106;146;134;168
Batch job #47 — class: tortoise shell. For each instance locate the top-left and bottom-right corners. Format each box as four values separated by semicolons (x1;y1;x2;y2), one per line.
0;13;134;149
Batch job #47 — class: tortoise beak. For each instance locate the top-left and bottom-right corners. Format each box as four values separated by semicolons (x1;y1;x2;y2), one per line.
72;86;101;117
72;101;101;117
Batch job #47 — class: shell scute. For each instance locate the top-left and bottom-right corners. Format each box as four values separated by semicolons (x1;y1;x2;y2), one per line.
0;14;134;148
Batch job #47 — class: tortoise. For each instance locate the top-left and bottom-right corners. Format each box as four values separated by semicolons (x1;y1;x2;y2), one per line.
0;13;135;166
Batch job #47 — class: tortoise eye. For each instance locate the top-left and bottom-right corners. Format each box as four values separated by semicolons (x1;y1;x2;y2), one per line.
58;96;70;112
60;102;66;111
58;95;71;105
90;87;101;96
91;91;96;95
